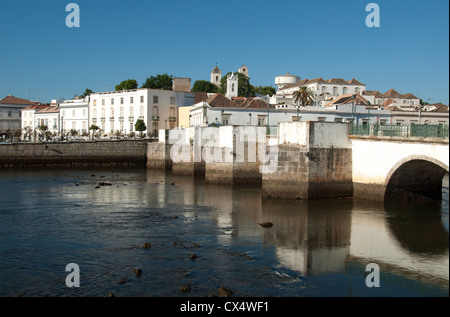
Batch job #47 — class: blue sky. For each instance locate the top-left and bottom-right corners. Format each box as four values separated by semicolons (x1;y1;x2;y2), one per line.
0;0;448;104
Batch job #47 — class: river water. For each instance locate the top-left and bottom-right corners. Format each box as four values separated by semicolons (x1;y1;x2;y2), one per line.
0;168;448;297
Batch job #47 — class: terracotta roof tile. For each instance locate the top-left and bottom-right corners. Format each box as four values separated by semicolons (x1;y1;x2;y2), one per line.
0;95;36;106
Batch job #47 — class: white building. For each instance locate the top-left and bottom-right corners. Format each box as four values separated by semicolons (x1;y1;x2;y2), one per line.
1;95;36;135
89;88;195;137
362;89;421;108
272;76;366;106
60;97;89;135
21;104;52;132
34;105;60;133
189;93;391;129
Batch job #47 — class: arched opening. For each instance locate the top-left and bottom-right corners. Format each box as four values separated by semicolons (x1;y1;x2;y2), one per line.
385;158;448;202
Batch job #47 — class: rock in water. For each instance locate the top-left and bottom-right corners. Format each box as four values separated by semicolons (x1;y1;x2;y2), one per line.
218;286;233;297
189;254;199;260
258;222;273;228
142;242;152;249
179;285;192;292
134;269;142;277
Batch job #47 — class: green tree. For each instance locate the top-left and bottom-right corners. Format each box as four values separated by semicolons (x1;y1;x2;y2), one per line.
253;85;276;97
293;86;315;107
192;80;219;93
115;79;138;91
80;88;94;98
141;74;173;90
134;119;147;137
89;124;99;139
220;72;255;98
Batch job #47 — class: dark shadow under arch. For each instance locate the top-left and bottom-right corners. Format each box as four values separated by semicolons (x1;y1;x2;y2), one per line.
385;158;448;202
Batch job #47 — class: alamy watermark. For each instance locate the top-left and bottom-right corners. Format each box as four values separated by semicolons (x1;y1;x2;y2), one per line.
168;127;279;174
65;3;80;28
65;263;80;288
365;3;380;28
365;263;380;288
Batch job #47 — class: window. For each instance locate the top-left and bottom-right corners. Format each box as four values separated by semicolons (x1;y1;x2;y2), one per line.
140;96;144;103
72;110;76;117
362;119;369;125
130;97;134;104
130;122;134;132
120;98;124;105
8;111;12;117
93;100;97;106
140;105;144;117
257;116;267;126
343;87;348;94
110;108;115;118
355;87;361;94
101;108;105;118
333;87;338;96
232;83;235;92
169;107;176;118
120;107;124;117
170;97;176;105
130;106;134;117
334;118;343;123
318;117;326;122
152;106;159;118
102;99;105;106
222;115;230;125
153;96;159;104
380;119;387;125
111;98;114;105
322;86;327;94
93;109;97;118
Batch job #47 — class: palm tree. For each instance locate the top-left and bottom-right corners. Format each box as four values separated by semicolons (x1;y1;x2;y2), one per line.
293;86;315;107
293;86;315;121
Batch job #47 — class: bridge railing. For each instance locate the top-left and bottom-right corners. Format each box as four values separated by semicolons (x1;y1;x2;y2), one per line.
349;124;449;139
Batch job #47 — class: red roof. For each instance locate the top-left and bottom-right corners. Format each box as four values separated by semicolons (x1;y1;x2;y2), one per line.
0;95;36;106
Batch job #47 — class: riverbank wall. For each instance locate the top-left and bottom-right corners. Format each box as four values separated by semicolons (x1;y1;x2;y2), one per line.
0;140;148;167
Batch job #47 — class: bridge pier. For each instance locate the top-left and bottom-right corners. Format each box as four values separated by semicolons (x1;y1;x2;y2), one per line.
204;126;265;184
147;130;172;170
262;122;353;200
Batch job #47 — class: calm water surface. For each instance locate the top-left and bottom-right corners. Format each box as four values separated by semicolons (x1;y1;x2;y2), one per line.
0;168;448;297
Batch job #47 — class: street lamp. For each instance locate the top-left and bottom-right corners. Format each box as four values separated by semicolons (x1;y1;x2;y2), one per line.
248;113;252;125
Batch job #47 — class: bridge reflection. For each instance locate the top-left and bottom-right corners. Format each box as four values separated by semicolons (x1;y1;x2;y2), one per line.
144;169;448;291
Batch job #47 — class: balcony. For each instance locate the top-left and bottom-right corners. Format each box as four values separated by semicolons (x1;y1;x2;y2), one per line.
109;117;115;122
169;117;177;122
128;117;134;122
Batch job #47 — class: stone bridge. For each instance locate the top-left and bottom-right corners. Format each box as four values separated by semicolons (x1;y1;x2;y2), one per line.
351;136;449;202
147;122;449;202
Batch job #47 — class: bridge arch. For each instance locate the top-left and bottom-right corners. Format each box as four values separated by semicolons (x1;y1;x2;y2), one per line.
384;155;449;202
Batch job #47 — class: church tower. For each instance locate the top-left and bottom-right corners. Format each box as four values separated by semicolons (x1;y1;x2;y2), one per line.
226;72;239;99
211;65;222;87
238;65;249;78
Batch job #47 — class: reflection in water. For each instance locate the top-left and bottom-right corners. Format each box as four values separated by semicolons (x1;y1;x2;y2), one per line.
0;168;448;297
